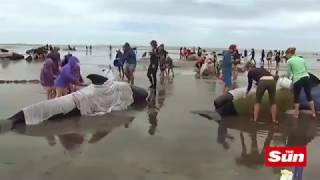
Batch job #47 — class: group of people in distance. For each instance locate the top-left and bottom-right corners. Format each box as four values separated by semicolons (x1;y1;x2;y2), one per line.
113;41;174;88
179;46;206;60
222;44;316;124
40;48;83;99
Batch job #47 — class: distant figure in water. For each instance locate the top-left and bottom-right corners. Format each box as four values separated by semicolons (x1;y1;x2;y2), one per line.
233;49;241;81
179;47;183;59
250;48;256;64
86;46;88;55
243;49;248;62
148;40;160;88
266;50;273;70
245;63;277;123
261;49;265;65
109;45;112;59
275;51;281;71
89;45;92;55
197;47;202;57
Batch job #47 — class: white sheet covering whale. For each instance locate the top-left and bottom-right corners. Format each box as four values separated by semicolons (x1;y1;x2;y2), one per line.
22;81;134;125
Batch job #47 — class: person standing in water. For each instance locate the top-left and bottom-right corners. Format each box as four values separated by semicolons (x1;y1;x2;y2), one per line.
275;51;281;71
120;42;136;85
286;47;316;118
266;50;273;71
250;48;256;64
245;63;277;123
148;40;160;88
261;49;265;65
197;47;202;57
115;49;124;80
89;45;92;55
243;49;248;62
233;49;241;80
222;45;235;94
158;44;168;78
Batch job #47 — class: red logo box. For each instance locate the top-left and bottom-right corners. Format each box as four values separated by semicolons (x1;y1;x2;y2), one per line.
264;146;307;167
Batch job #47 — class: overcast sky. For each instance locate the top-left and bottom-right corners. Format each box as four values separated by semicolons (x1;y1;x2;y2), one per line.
1;0;320;51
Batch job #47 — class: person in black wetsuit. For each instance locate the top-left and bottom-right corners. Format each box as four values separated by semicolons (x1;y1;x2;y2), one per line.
147;40;159;88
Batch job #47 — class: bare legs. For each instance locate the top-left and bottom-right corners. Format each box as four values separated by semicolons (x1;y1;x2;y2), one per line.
253;103;277;123
294;101;316;118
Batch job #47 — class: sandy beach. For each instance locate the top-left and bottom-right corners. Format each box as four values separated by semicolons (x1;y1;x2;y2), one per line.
0;45;320;180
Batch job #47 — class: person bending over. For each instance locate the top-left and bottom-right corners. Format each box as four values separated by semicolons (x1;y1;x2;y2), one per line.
246;63;277;123
286;47;316;118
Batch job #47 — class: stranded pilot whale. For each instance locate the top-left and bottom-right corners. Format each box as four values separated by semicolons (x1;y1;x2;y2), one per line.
2;74;148;128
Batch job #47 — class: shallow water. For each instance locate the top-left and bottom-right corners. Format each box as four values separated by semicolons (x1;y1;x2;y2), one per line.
0;45;320;180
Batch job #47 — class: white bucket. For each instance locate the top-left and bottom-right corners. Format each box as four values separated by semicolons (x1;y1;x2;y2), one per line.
279;77;292;89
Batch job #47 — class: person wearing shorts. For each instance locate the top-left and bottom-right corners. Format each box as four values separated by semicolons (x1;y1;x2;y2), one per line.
286;47;316;118
246;63;277;123
121;42;137;85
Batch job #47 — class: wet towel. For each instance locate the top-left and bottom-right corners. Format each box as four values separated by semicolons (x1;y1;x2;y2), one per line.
72;81;133;116
23;94;76;125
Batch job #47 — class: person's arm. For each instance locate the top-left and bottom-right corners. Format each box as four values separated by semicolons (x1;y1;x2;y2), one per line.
304;59;308;73
287;61;293;80
246;72;253;95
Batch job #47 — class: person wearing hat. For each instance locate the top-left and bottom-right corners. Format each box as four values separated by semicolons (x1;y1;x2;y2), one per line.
286;47;316;118
120;42;136;85
245;62;277;123
222;44;236;94
147;40;159;88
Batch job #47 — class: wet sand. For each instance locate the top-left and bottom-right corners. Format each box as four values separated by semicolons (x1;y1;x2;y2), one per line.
0;46;320;180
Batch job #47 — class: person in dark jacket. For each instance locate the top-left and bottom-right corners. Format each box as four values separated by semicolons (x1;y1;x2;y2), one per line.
147;40;159;88
120;43;136;85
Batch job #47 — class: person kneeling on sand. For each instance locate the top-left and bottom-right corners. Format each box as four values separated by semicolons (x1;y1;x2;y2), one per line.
245;63;277;124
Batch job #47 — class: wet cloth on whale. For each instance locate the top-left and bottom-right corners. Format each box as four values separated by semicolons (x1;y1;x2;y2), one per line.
23;94;76;125
22;81;133;125
72;80;133;116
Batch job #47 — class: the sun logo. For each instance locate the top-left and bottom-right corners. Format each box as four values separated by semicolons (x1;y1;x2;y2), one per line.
264;146;307;167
